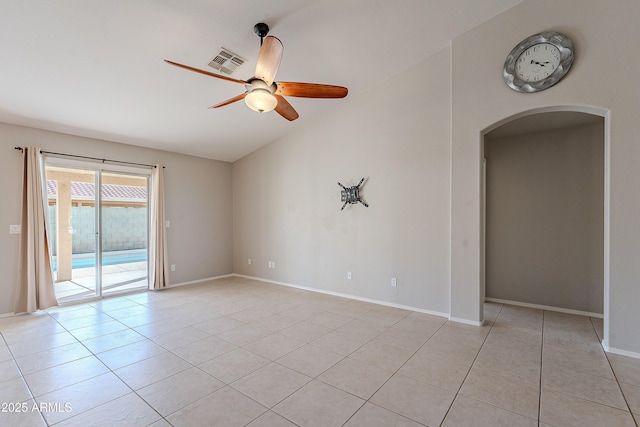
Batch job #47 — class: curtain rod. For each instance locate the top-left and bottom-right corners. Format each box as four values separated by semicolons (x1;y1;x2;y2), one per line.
14;147;165;168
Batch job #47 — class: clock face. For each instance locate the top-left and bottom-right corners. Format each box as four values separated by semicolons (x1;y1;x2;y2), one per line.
515;43;561;83
503;32;574;93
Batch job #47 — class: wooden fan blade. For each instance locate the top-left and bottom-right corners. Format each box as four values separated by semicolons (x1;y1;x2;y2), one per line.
274;95;299;121
164;60;248;85
275;82;348;98
254;36;283;86
209;92;248;109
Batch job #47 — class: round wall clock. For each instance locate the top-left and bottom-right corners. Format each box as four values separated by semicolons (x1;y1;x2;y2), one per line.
503;31;574;93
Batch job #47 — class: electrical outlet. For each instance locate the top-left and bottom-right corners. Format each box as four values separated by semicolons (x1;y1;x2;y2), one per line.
391;277;397;287
347;271;352;280
272;261;276;269
171;264;176;272
248;258;252;265
9;225;21;234
165;220;170;228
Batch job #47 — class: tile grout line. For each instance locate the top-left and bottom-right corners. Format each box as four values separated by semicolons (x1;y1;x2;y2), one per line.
52;309;167;426
167;306;412;426
436;303;504;426
338;310;443;426
9;311;80;427
538;314;638;422
0;328;48;426
592;316;639;427
538;309;545;424
104;293;232;426
231;307;445;426
6;292;221;426
253;309;411;426
104;296;397;425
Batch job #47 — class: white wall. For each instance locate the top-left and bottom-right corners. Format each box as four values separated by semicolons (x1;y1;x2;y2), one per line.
232;47;452;315
0;122;233;315
485;121;604;313
451;0;640;353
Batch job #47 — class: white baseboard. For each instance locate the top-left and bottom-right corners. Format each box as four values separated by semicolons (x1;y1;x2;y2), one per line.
449;316;484;327
232;274;449;319
485;297;604;319
169;274;234;288
602;341;640;359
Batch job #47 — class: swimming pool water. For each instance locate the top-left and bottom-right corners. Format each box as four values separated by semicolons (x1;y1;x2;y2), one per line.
51;252;147;270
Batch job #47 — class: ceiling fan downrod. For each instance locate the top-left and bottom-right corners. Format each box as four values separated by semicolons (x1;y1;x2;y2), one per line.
253;22;269;46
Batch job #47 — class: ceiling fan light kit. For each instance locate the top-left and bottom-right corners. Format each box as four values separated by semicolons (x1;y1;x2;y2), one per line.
165;22;348;121
245;89;277;113
244;79;277;112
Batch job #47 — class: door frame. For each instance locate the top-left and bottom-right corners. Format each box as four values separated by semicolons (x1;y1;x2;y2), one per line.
45;156;152;301
479;105;610;348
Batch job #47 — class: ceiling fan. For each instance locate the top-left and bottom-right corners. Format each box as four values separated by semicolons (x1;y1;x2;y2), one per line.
165;23;348;121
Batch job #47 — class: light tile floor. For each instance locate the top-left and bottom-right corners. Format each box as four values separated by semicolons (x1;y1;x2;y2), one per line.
0;277;638;426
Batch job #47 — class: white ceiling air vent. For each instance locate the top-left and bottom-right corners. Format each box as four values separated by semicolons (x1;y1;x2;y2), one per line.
208;48;246;75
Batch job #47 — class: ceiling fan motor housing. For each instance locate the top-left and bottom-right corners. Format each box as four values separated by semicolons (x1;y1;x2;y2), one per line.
245;78;276;94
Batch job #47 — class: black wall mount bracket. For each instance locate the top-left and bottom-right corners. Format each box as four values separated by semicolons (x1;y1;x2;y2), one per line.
338;178;369;211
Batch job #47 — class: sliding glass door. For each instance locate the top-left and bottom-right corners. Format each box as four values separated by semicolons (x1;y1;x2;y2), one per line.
100;171;149;296
46;166;99;300
45;161;150;302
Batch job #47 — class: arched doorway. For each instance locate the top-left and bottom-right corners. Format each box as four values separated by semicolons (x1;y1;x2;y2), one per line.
479;107;609;342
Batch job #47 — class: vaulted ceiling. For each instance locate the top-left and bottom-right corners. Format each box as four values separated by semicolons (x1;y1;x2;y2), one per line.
1;1;522;161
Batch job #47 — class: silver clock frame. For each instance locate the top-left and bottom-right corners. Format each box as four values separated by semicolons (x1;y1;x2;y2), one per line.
503;31;574;93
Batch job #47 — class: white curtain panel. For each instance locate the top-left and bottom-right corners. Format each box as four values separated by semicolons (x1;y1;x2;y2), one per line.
14;147;58;313
149;164;170;289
